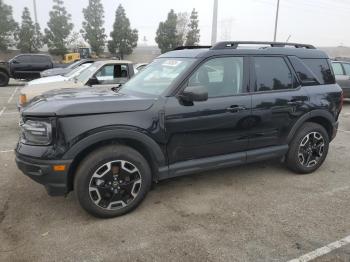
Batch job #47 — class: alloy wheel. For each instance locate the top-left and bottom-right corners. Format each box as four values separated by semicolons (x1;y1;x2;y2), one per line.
89;160;142;210
297;131;325;168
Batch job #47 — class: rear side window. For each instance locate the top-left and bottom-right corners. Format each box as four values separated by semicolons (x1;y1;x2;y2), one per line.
253;57;294;91
342;63;350;76
332;63;344;75
32;56;50;63
302;59;335;84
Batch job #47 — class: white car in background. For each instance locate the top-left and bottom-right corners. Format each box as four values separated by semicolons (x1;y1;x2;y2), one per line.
26;63;92;86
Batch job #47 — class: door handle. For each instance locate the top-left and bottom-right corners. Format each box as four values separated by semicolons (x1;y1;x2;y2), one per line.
287;100;303;105
226;105;246;113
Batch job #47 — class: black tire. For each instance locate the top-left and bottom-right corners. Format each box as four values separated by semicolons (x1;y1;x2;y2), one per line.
74;144;152;218
286;122;329;174
0;71;9;87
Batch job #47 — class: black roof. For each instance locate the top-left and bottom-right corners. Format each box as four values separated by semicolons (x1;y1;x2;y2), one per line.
159;41;329;59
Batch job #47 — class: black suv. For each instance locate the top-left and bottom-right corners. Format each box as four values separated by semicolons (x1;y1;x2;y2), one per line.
0;54;55;86
15;41;343;218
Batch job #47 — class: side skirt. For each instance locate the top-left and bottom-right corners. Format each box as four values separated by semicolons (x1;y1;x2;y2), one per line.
157;145;288;180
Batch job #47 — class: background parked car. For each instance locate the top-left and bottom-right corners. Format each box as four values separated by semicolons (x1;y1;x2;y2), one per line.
19;60;135;108
40;58;95;78
332;60;350;98
27;63;92;86
0;54;63;86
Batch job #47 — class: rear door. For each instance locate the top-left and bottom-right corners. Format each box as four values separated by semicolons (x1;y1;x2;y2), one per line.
249;56;308;151
31;56;52;73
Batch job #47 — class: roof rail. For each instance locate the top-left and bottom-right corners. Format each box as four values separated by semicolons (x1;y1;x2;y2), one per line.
211;41;316;50
173;45;212;50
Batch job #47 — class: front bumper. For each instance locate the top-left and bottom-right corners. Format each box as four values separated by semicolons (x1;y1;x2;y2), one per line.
15;154;72;196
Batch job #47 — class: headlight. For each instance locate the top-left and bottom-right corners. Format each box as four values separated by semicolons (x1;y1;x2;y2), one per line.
20;119;52;145
19;94;27;106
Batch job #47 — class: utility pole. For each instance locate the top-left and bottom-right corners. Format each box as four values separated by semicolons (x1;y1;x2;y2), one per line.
211;0;218;45
33;0;38;24
273;0;280;42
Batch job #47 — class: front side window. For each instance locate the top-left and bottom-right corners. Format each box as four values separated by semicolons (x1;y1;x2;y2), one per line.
95;64;129;84
342;63;350;76
187;57;244;97
332;63;344;75
253;57;293;91
121;58;195;96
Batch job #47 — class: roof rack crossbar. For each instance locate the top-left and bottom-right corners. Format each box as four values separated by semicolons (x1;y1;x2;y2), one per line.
211;41;316;50
173;45;212;50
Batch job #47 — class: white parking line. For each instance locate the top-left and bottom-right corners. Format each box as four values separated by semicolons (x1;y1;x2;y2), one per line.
7;86;19;104
0;106;6;117
288;235;350;262
338;129;350;134
0;149;13;153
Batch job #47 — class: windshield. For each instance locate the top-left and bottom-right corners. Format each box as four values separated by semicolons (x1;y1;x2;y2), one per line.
65;63;92;79
121;58;195;96
67;60;82;69
75;62;102;83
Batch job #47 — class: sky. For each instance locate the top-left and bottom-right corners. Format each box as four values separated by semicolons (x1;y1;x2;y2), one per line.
6;0;350;47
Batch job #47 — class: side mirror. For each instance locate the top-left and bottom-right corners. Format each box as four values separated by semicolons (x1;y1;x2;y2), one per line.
12;59;19;64
180;85;208;103
87;76;99;86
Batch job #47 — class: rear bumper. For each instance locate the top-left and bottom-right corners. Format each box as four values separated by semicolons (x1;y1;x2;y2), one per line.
15;154;72;196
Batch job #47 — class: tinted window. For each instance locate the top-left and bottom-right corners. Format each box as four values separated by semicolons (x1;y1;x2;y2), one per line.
342;63;350;76
331;63;344;75
15;55;30;63
303;59;335;84
32;56;50;63
289;56;318;85
188;57;244;97
253;57;293;91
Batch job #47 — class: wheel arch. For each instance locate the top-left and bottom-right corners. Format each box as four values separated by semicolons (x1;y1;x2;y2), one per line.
287;110;335;143
63;129;166;191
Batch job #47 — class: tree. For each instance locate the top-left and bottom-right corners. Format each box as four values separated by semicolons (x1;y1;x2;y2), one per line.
185;9;200;46
108;4;138;59
16;7;43;53
0;0;18;51
44;0;73;57
81;0;106;56
155;9;182;54
176;12;189;46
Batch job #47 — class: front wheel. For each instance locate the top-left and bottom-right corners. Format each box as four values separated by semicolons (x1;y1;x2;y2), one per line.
286;122;329;174
74;145;152;218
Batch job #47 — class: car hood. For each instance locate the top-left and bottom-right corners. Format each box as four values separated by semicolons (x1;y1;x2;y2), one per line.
27;75;66;86
22;89;156;117
21;80;83;101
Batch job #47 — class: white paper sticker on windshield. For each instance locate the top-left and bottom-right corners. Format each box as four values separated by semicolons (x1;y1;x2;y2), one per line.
162;60;182;67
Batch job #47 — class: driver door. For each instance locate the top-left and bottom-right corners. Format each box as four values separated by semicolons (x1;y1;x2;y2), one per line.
165;56;252;164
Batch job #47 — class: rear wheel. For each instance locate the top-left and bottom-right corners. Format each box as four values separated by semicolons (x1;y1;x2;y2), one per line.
0;71;9;87
286;122;329;174
74;145;152;218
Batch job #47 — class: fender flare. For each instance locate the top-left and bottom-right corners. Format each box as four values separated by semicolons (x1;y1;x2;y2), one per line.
62;128;166;167
286;109;335;143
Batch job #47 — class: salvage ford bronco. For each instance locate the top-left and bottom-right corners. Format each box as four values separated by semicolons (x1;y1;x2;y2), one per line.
15;41;343;218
